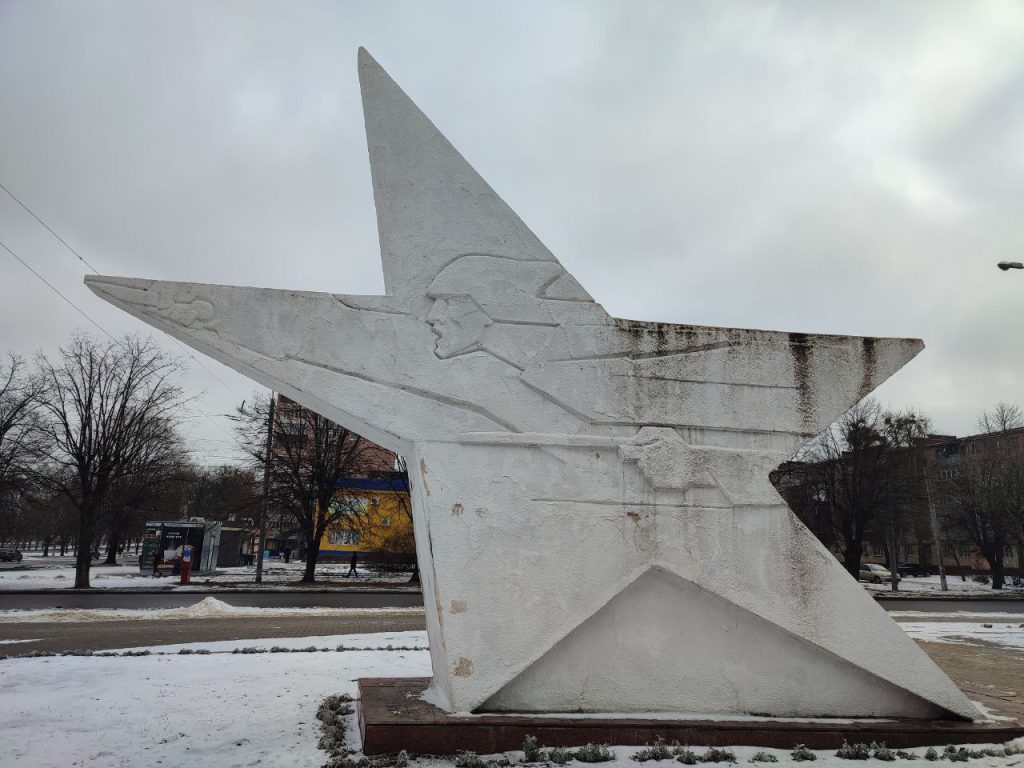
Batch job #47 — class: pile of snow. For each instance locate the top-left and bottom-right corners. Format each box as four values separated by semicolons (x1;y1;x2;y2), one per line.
1;596;425;623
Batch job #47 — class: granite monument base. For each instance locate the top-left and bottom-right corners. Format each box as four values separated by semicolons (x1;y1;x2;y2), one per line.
358;678;1023;756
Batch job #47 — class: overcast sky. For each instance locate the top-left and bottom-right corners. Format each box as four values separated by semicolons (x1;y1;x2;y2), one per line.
2;1;1023;464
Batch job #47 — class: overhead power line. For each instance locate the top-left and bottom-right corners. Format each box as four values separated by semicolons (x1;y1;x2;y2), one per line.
1;182;102;274
0;179;248;402
1;235;241;446
0;237;115;341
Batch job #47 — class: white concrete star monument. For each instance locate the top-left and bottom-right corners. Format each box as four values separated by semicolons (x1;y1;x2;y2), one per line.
87;49;975;721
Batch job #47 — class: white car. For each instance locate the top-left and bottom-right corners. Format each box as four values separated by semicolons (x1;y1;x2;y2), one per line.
859;562;900;584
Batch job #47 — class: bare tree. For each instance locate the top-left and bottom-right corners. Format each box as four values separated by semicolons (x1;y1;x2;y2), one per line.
0;354;43;495
234;393;379;582
34;334;186;588
977;401;1023;434
946;440;1024;589
801;399;928;582
100;449;190;565
391;455;418;583
183;465;261;522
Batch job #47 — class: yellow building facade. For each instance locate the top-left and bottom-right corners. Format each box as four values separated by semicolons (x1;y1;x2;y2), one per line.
317;477;414;560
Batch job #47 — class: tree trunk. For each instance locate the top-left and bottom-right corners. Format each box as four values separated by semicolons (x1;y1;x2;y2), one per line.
987;547;1005;589
74;507;94;589
301;528;317;582
886;530;899;592
949;547;966;580
104;530;120;565
842;538;863;580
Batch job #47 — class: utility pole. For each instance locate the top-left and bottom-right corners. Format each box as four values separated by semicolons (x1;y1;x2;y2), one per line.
255;392;275;584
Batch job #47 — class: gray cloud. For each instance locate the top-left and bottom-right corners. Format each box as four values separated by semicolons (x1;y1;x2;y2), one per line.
2;0;1022;461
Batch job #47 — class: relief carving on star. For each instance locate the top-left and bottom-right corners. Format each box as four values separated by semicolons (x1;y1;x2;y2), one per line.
86;49;976;721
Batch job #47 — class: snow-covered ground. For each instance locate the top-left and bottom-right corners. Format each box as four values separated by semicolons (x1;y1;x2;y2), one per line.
865;575;1024;596
1;607;1022;767
6;553;1024;595
0;552;414;590
1;630;1021;768
0;632;431;767
900;620;1024;650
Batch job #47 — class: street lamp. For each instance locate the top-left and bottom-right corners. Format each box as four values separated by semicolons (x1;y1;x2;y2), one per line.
997;261;1023;271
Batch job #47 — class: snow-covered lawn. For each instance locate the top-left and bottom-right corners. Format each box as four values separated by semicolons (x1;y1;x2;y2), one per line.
0;634;431;768
2;624;1023;768
0;555;414;590
900;621;1024;651
865;575;1024;596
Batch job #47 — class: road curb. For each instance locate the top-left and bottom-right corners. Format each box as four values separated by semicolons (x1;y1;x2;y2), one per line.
872;592;1024;601
0;586;422;596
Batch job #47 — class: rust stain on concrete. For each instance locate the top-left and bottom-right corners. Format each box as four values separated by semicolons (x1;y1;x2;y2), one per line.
452;503;464;516
454;657;473;677
450;600;468;614
788;332;813;432
419;458;431;496
858;336;877;400
474;507;487;517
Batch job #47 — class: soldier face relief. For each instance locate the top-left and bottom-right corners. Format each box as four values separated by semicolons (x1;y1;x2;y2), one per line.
426;295;492;359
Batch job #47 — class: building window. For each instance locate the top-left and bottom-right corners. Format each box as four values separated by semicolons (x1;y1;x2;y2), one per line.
328;529;360;545
331;497;370;516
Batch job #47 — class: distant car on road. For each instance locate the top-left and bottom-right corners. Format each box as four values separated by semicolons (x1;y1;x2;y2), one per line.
0;548;23;562
897;562;929;578
859;563;900;584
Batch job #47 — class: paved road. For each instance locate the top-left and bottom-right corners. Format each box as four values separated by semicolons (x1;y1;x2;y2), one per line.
0;590;423;610
876;597;1024;613
4;589;1022;613
0;610;427;654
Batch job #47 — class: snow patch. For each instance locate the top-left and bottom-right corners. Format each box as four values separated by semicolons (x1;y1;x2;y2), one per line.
1;596;424;623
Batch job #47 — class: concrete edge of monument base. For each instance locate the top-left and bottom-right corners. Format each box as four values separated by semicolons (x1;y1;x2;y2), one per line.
357;678;1024;756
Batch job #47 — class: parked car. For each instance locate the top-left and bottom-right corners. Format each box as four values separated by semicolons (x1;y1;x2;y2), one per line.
0;548;23;562
897;562;929;578
859;563;900;584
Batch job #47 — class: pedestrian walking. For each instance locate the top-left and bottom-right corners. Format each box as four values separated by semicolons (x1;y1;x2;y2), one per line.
346;551;358;578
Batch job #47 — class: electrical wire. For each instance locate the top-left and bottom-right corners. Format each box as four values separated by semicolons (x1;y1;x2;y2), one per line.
1;180;250;446
0;237;116;341
1;182;102;274
1;180;248;402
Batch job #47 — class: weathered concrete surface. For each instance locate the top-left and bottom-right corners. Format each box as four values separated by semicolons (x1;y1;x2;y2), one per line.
86;49;975;720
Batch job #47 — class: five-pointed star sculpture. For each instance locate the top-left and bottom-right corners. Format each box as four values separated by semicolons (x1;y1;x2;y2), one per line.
87;49;975;720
